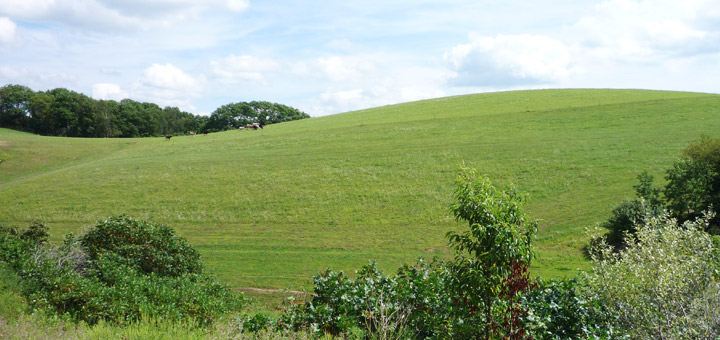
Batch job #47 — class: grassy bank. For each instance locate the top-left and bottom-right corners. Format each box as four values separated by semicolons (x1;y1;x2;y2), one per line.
1;89;718;290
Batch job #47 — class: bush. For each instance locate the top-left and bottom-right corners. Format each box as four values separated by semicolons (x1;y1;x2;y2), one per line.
279;261;413;338
601;199;663;248
80;215;203;277
601;172;664;248
0;216;245;326
664;137;720;231
278;168;539;339
586;210;720;339
521;278;622;339
446;167;537;339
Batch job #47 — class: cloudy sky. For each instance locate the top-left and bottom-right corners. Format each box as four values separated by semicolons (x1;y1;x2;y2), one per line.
0;0;719;116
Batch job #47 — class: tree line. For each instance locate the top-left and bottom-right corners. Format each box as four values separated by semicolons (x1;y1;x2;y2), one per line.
0;84;310;138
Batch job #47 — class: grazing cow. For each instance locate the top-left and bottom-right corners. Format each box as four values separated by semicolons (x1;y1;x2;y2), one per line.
189;131;196;137
238;126;245;130
165;135;172;140
244;122;264;130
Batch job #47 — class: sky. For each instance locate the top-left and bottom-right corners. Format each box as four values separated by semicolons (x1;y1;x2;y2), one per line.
0;0;719;117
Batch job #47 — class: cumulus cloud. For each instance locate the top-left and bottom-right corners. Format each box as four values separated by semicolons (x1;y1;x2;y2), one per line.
134;63;204;111
142;63;201;91
209;55;278;83
92;83;127;101
573;0;720;61
0;17;16;44
302;55;449;115
445;34;574;87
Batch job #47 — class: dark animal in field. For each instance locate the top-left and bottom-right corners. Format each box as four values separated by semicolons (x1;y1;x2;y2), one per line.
165;135;172;140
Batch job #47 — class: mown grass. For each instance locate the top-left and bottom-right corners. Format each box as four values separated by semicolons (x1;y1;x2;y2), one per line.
1;89;718;292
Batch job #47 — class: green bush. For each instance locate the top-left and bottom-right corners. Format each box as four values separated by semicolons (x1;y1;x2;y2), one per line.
279;262;413;337
80;215;203;277
601;172;664;248
664;137;720;232
278;168;539;339
521;278;622;339
586;211;720;339
601;199;663;248
446;167;537;339
0;216;245;327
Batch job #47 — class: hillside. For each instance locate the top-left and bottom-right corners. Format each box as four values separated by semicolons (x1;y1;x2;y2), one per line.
1;89;718;289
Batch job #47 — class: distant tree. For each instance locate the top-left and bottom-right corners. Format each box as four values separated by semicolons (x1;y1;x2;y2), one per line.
0;84;309;137
0;84;34;130
28;91;55;135
202;101;310;132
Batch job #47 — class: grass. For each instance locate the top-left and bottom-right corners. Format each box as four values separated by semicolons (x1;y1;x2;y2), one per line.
1;89;718;292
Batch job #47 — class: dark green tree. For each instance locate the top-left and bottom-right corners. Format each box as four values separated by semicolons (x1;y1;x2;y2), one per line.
665;136;720;232
0;84;34;130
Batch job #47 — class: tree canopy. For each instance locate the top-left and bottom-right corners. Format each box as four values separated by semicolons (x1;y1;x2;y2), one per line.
0;84;310;137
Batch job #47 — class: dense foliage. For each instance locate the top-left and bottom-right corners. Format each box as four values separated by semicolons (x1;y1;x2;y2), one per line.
0;84;310;137
603;136;720;243
80;215;203;277
202;101;310;133
587;211;720;339
446;168;537;339
253;169;544;339
0;216;245;326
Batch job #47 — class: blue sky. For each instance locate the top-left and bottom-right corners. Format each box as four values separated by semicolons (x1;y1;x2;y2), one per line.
0;0;719;116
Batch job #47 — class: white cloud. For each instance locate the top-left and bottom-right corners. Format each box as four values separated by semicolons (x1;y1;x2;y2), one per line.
226;0;249;13
0;17;16;44
142;63;201;92
573;0;720;61
92;83;127;101
209;55;278;83
134;63;204;111
301;55;449;115
445;34;574;86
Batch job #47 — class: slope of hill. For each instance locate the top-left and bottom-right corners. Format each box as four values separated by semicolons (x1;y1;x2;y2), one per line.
1;89;718;289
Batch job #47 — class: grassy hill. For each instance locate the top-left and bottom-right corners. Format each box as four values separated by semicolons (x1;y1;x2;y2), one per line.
1;89;718;290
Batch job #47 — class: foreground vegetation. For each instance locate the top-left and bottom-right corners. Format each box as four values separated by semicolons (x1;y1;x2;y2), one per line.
3;164;719;339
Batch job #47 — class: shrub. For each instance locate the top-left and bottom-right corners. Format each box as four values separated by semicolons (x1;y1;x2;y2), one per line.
601;172;664;248
0;216;245;326
585;210;720;339
521;278;623;339
279;262;411;337
278;168;539;339
446;167;537;339
601;199;663;248
80;215;203;277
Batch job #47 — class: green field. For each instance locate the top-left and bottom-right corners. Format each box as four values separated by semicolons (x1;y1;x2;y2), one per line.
1;89;718;290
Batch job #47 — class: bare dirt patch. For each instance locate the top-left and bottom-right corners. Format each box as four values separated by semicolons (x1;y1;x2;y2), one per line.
237;287;305;295
0;141;10;147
